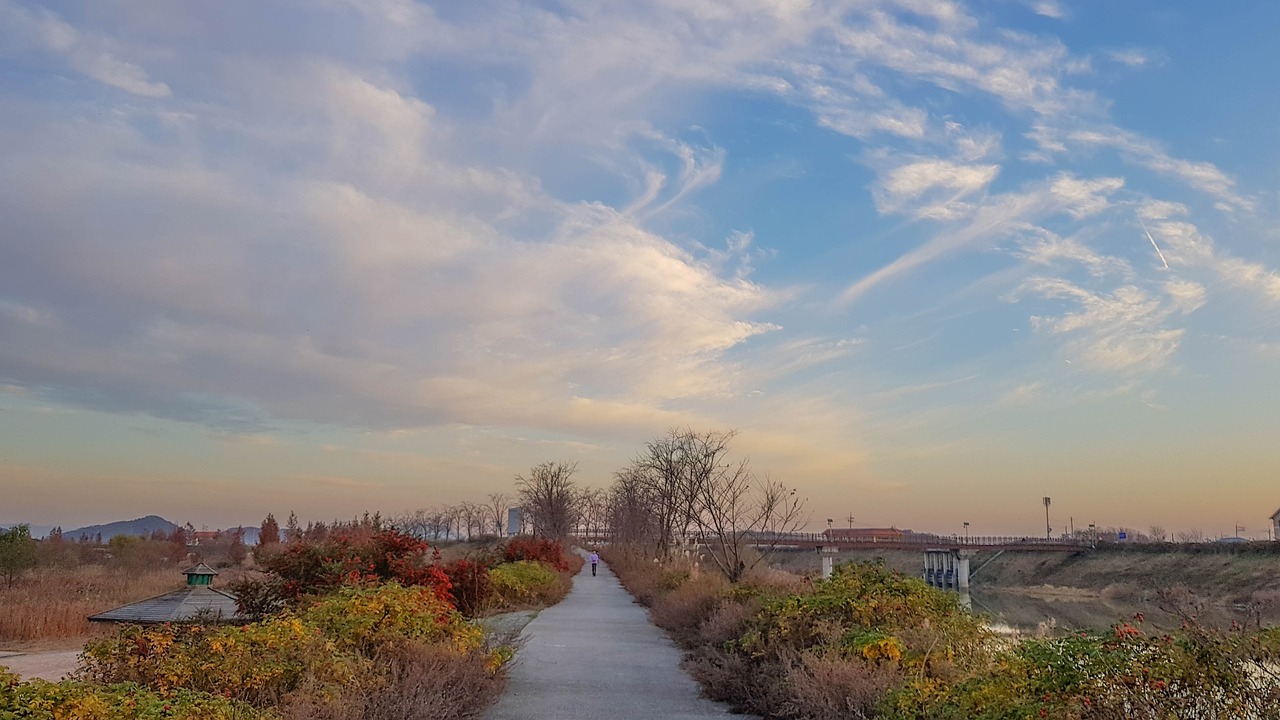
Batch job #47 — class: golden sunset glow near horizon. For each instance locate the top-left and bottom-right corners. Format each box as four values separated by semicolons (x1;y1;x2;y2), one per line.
3;1;1280;540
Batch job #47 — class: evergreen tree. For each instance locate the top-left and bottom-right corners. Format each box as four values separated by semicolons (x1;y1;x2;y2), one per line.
0;525;38;588
260;513;280;545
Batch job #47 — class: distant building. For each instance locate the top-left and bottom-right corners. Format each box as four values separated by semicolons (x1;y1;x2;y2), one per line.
822;527;907;542
188;531;220;546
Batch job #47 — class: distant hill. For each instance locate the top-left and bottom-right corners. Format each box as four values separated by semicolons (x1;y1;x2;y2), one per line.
235;526;261;546
65;515;180;541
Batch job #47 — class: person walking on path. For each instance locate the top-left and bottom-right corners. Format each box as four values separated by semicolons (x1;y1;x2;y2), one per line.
486;546;749;720
589;550;600;576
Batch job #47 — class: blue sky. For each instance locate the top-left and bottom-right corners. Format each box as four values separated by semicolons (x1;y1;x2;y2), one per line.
2;0;1278;537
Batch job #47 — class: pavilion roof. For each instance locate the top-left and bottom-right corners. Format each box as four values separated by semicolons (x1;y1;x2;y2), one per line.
88;587;245;624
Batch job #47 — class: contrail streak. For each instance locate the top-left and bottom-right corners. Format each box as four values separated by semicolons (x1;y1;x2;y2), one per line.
1139;218;1169;269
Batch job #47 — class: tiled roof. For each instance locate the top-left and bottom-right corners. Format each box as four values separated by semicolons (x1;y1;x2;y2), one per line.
182;562;219;576
88;587;245;624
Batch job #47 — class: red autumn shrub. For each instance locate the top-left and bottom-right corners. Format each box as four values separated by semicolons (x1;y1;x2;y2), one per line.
441;559;492;617
503;538;567;571
255;530;451;605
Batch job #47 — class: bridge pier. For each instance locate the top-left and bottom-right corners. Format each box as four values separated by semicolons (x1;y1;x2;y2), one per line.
923;549;972;591
817;545;839;579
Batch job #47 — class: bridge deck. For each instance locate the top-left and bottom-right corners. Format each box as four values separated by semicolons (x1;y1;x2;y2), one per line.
573;531;1088;552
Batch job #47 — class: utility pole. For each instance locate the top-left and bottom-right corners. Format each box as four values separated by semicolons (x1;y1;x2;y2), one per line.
847;514;854;529
1043;497;1052;540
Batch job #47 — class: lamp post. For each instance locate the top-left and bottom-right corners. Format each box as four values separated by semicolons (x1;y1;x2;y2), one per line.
963;521;970;542
1089;522;1096;548
1043;497;1052;540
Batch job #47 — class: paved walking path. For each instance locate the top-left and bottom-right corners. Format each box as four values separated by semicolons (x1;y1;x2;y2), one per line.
486;556;751;720
0;650;81;681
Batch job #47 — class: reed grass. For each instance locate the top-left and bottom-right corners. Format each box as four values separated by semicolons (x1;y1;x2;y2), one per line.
0;565;246;644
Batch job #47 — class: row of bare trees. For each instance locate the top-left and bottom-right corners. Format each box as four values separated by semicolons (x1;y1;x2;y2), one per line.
608;428;806;582
388;428;806;583
392;493;518;541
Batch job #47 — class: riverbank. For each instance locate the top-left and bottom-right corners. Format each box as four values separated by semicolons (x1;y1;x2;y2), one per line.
771;545;1280;632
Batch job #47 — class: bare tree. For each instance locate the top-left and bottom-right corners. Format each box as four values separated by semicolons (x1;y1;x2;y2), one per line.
607;428;807;580
1148;525;1168;543
628;428;738;558
694;469;806;582
487;493;510;536
516;461;581;540
608;466;657;547
1175;528;1205;543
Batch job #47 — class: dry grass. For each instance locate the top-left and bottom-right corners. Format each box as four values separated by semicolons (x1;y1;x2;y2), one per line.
649;573;728;648
0;565;248;647
278;642;505;720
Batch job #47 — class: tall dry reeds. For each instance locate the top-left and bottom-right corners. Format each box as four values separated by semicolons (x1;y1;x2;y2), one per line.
0;565;244;644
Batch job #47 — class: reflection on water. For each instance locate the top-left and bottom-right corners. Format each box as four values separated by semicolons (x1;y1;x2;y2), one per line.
966;588;1276;637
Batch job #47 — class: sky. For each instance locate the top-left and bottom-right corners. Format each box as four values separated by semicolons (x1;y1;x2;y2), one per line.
2;0;1279;539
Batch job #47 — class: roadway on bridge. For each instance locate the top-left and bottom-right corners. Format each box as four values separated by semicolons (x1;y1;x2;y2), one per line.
486;553;749;720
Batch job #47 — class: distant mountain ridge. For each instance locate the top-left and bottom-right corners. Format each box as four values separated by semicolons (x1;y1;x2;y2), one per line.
65;515;180;541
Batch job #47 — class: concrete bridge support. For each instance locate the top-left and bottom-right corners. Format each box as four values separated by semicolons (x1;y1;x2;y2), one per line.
818;545;839;579
923;549;972;591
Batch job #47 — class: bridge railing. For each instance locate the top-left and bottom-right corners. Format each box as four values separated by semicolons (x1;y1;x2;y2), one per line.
568;529;1091;548
742;532;1089;548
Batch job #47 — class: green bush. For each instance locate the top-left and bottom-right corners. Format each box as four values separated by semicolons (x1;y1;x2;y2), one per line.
0;669;273;720
298;582;481;656
80;616;360;706
489;561;560;607
80;583;483;707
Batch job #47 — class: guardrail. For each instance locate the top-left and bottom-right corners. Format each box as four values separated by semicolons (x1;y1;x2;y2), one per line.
571;529;1091;549
747;532;1089;548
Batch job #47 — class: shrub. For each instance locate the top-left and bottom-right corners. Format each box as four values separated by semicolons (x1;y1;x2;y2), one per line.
1;669;274;720
299;582;480;657
440;559;492;617
784;651;900;720
278;641;505;720
80;617;360;706
80;583;482;706
650;573;727;648
255;530;452;603
503;538;568;571
489;561;561;607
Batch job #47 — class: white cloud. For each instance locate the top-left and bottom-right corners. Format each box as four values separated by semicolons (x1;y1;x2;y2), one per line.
1050;174;1124;218
0;0;170;97
1022;278;1193;372
1027;0;1067;19
1163;279;1207;314
1017;230;1132;278
875;159;1000;216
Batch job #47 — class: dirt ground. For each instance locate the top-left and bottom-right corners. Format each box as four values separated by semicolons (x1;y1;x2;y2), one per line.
0;649;82;682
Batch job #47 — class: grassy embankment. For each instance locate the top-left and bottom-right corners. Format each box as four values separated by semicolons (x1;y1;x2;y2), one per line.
772;545;1280;605
609;548;1280;719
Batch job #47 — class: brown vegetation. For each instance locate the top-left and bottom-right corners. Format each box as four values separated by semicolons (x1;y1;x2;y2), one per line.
278;641;505;720
0;565;248;646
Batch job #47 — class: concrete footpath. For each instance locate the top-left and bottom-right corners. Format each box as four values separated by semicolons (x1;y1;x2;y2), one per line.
486;556;751;720
0;650;81;681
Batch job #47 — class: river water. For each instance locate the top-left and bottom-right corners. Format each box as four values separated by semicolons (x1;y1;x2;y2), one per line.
966;588;1277;636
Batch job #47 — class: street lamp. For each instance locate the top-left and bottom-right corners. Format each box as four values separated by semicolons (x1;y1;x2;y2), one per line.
963;521;970;542
1043;497;1052;540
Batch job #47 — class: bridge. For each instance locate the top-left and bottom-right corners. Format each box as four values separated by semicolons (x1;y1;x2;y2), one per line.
572;528;1089;592
746;531;1089;552
573;529;1088;552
